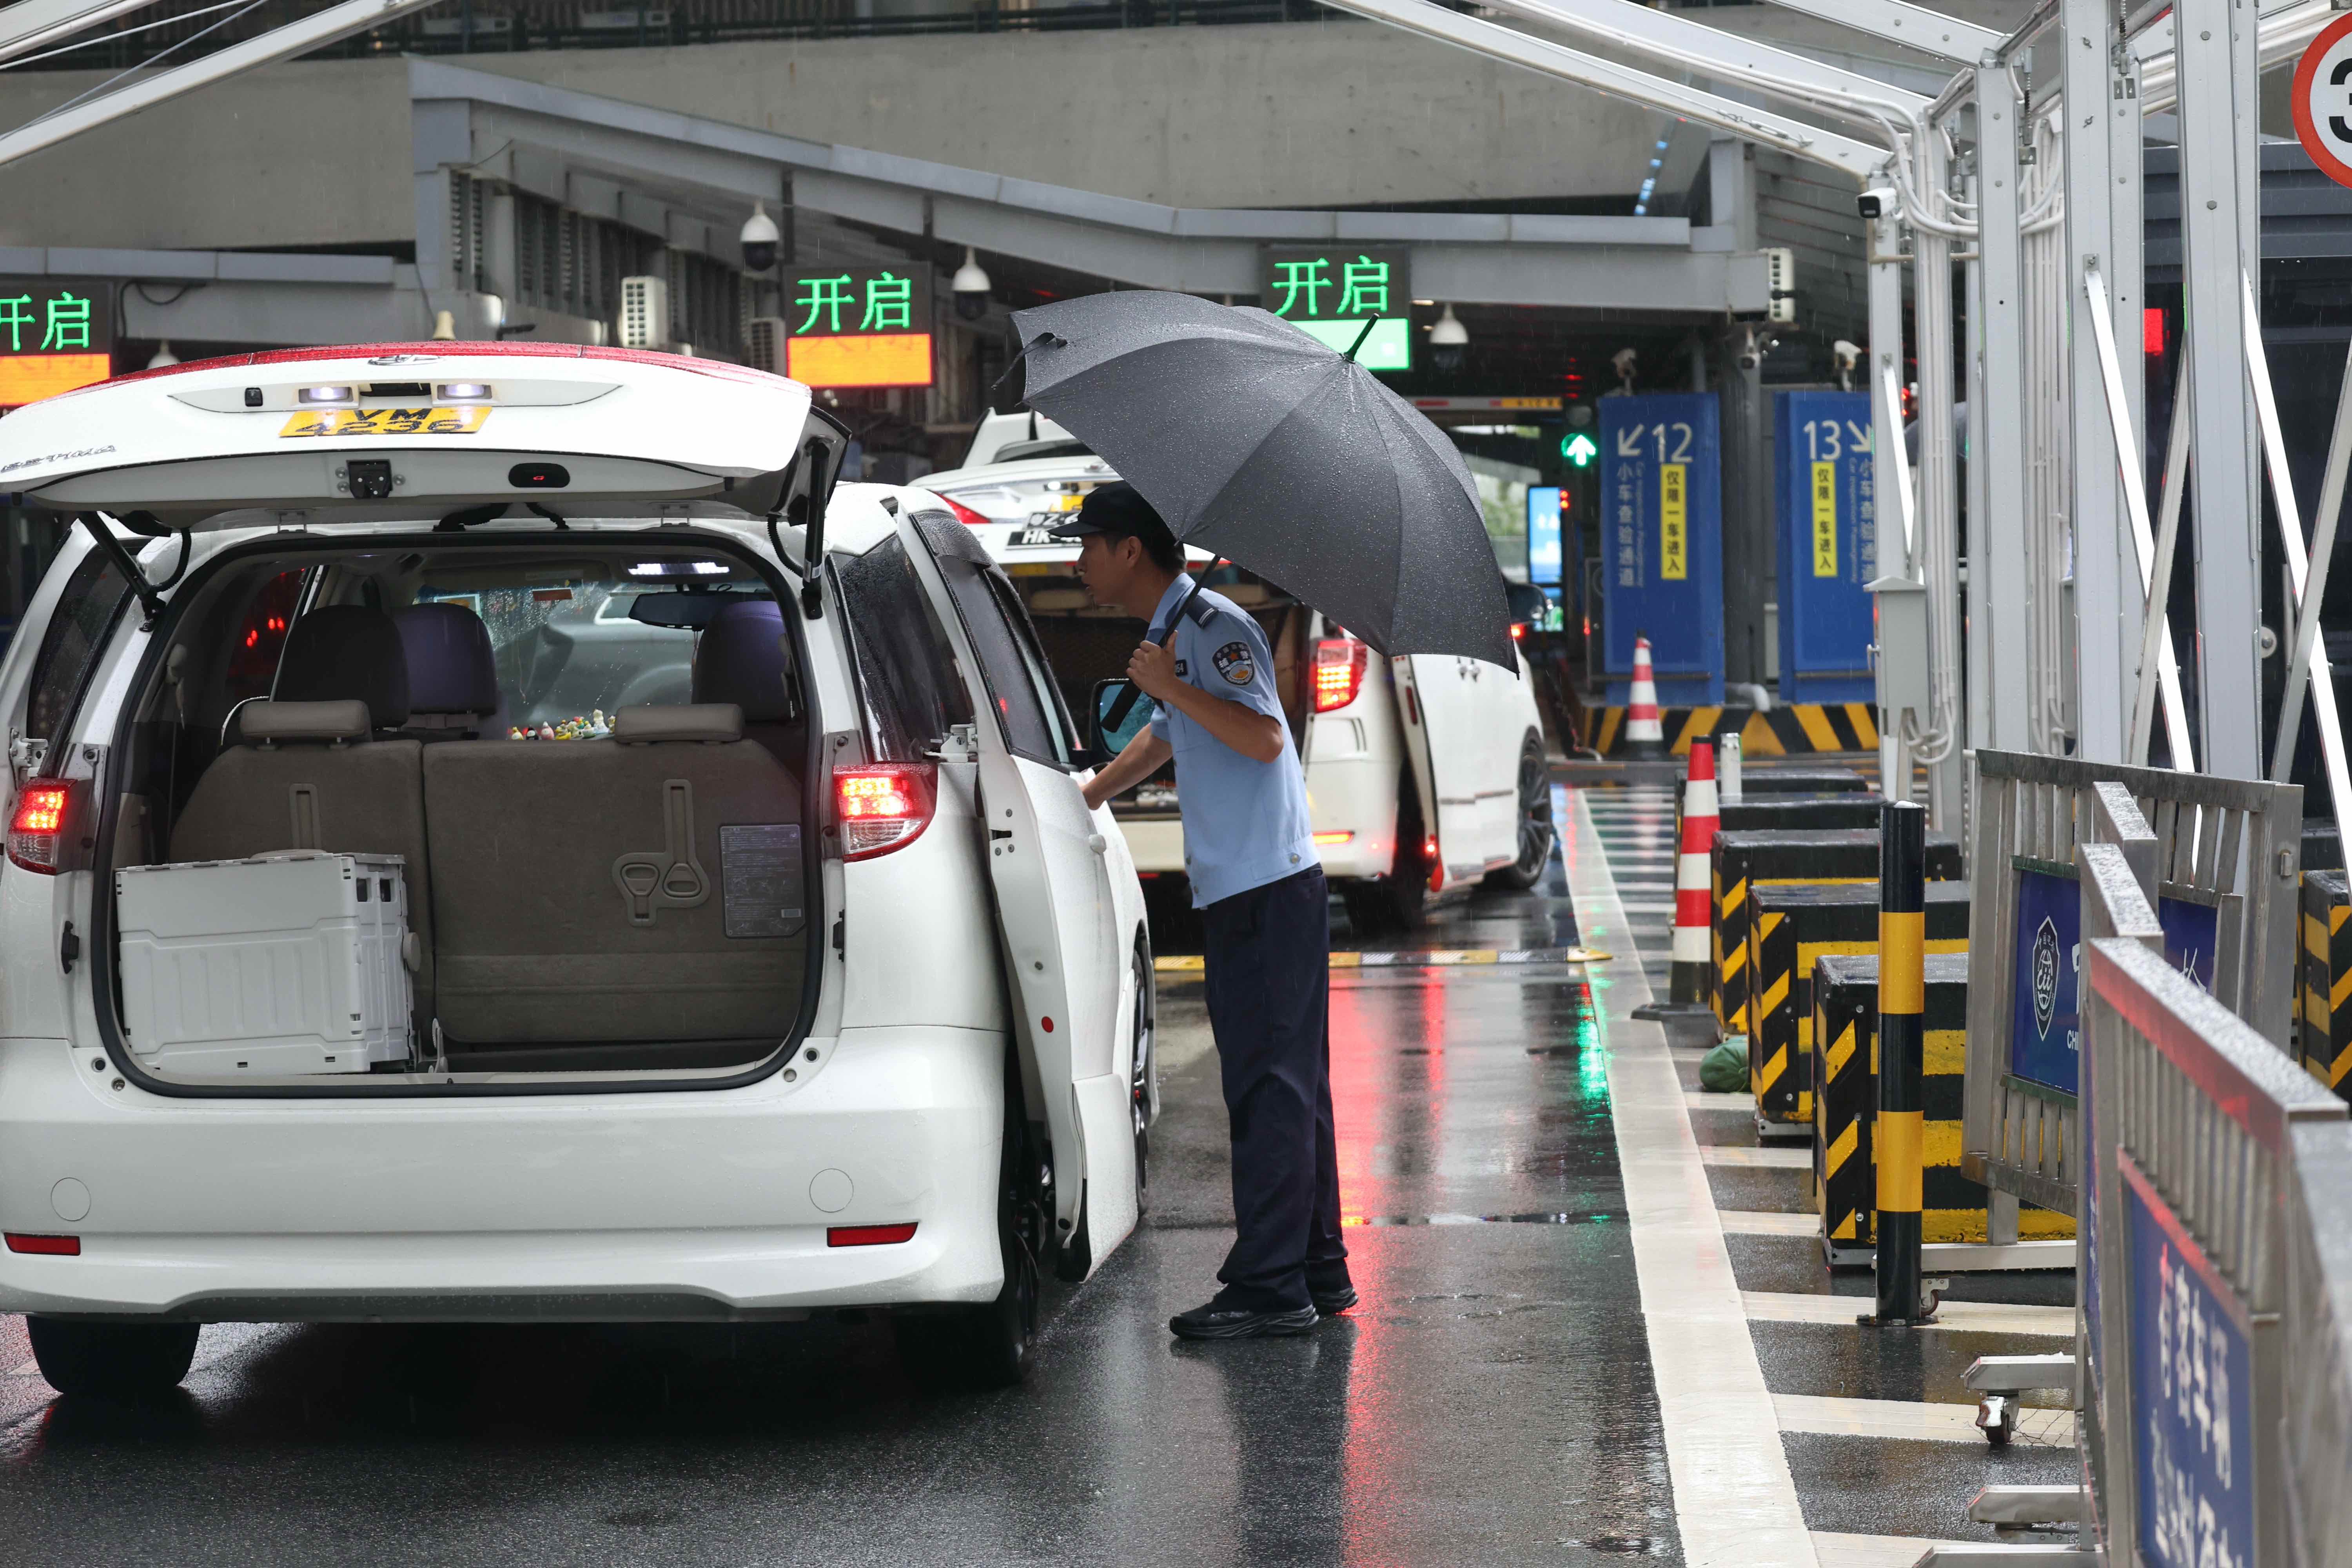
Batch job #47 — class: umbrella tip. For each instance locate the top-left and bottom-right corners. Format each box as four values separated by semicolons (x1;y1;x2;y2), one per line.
1341;317;1379;363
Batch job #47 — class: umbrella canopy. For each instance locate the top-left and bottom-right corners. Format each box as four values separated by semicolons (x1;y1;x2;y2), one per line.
1007;291;1515;669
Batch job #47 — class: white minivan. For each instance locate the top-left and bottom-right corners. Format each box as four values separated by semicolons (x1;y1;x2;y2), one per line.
920;413;1555;931
0;345;1152;1397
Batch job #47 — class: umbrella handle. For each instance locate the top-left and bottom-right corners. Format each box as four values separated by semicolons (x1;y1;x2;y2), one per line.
990;330;1066;394
1105;575;1207;730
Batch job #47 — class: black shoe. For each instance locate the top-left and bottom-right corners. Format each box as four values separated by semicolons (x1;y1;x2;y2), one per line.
1168;1299;1319;1339
1310;1283;1359;1317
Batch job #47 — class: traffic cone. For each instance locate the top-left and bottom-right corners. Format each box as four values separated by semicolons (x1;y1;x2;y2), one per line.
1623;636;1666;759
1635;735;1719;1024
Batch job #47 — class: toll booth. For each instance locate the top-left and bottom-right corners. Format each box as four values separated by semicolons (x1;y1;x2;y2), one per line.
1771;390;1877;704
1597;394;1724;705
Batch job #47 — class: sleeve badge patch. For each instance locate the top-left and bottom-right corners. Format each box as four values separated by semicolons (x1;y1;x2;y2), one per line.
1211;641;1256;686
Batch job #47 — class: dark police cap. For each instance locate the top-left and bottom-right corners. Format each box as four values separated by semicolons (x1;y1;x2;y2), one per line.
1046;481;1175;553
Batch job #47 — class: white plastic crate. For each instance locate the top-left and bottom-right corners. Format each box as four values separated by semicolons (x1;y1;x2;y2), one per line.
115;851;415;1076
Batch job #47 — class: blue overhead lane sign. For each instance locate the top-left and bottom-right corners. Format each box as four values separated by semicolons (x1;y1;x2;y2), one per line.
1598;393;1724;705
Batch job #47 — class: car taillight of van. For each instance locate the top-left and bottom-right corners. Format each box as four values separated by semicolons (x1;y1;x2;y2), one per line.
7;779;76;874
835;763;938;860
1312;638;1370;713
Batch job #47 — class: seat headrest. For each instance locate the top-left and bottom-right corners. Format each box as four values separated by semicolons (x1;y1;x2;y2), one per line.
395;603;501;716
691;600;795;722
275;605;411;727
613;704;744;744
240;699;371;744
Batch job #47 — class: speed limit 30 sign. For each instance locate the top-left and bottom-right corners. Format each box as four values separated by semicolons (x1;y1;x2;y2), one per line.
2293;14;2352;188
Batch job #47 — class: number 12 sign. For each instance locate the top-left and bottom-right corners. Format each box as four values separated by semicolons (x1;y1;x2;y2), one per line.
2293;15;2352;188
1598;393;1724;705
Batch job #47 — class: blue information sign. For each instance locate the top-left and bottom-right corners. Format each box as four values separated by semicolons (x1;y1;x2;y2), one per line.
1772;390;1878;703
1528;486;1563;587
2126;1159;2253;1568
2158;897;2219;992
2009;865;2082;1093
1598;394;1724;704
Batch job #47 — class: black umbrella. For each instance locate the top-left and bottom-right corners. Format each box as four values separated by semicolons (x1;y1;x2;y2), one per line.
1008;291;1514;669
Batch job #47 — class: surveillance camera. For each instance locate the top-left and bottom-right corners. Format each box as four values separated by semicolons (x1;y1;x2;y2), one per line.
1610;348;1637;374
951;247;992;323
1857;187;1898;220
740;201;781;274
1832;339;1861;368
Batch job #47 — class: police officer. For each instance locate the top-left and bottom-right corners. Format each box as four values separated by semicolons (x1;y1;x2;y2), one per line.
1060;483;1354;1339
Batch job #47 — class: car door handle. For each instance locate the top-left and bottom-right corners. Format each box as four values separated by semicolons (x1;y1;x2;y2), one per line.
1088;833;1108;855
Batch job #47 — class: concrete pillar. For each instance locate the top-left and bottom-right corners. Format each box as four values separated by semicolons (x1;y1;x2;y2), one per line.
1719;328;1771;694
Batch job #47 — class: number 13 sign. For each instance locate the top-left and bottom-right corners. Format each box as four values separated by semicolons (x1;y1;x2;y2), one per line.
2292;15;2352;188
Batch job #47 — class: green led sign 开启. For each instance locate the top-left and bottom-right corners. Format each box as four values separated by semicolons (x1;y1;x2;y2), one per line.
1259;247;1412;372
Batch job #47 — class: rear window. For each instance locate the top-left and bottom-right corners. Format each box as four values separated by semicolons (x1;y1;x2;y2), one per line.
25;548;132;740
836;538;977;760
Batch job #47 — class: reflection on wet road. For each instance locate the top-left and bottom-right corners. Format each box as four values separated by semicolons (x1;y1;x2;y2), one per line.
0;853;1678;1567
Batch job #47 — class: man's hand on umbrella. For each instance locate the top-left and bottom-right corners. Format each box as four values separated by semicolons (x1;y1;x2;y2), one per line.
1129;640;1182;701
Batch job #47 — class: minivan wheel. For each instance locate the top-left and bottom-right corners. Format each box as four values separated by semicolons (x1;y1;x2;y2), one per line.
1131;944;1156;1209
1344;774;1430;935
28;1317;199;1401
1485;734;1556;891
896;1076;1041;1391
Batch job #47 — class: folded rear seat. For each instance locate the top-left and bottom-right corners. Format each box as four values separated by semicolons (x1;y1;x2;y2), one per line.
422;702;805;1051
171;607;435;1022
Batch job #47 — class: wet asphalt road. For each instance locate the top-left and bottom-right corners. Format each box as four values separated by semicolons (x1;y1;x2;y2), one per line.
0;855;1674;1567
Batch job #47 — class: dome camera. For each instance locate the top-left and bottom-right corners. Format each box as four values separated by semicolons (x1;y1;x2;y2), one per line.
952;248;992;323
740;201;781;274
1429;303;1468;373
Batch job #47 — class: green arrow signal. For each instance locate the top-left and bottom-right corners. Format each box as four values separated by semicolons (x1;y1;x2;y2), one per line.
1563;431;1598;468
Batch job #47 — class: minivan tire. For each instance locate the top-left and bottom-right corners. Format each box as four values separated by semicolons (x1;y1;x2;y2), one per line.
1484;733;1557;891
895;1073;1040;1391
28;1316;200;1401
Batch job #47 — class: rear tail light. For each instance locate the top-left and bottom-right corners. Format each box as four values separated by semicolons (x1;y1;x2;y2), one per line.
5;1233;79;1256
1313;638;1370;713
835;763;937;860
828;1223;917;1247
7;780;76;874
1510;622;1526;641
940;495;991;528
1313;830;1354;846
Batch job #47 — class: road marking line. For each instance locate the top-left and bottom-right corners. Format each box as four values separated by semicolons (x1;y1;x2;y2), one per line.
1700;1144;1811;1169
1566;785;1818;1568
1719;1210;1821;1237
1775;1392;2075;1448
1154;947;1614;974
1740;1291;2076;1338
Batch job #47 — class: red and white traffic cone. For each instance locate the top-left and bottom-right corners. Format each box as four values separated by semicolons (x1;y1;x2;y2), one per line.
1623;636;1666;759
1635;735;1719;1024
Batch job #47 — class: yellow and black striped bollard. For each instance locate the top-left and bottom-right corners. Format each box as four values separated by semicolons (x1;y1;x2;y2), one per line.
1867;800;1934;1326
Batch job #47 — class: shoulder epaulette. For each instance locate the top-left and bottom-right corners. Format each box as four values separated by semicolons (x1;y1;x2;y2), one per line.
1183;592;1221;628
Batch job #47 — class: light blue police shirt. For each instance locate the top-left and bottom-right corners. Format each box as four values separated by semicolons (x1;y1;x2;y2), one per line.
1145;575;1319;909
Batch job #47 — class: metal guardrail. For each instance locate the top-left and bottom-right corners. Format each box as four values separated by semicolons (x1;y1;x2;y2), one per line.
2077;934;2352;1567
1961;750;2303;1236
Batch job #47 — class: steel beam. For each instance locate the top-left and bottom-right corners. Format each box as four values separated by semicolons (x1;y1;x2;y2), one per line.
1472;0;1929;125
2060;0;2135;763
0;0;449;168
1750;0;2002;64
1867;210;1911;797
1915;125;1963;826
1313;0;1886;181
2175;0;2266;777
1973;65;2032;753
0;0;159;63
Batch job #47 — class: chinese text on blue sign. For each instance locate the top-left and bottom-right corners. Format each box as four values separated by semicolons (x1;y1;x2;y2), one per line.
1772;390;1877;701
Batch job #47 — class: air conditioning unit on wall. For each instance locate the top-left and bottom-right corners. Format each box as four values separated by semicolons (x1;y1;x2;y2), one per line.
618;276;670;350
745;317;788;377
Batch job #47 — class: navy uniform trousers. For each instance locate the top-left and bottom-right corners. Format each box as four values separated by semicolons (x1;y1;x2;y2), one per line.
1199;865;1348;1311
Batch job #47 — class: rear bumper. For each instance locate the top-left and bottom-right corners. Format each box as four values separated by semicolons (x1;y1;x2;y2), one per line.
0;1027;1005;1319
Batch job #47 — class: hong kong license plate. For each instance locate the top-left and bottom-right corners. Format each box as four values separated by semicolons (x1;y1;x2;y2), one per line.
280;407;491;438
1006;524;1062;548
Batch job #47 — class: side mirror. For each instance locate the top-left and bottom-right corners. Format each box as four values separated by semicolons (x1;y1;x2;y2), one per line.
1091;677;1156;759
